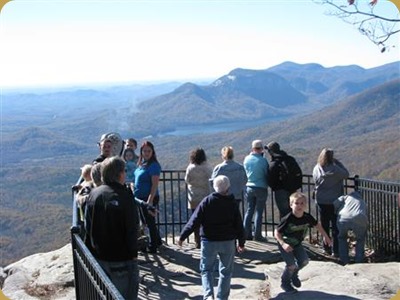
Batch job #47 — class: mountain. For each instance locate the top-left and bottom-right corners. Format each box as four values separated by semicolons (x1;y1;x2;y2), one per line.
123;61;399;137
153;78;400;180
267;61;400;104
131;69;305;129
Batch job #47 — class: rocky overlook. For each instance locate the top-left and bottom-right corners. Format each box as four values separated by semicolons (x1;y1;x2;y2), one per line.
1;238;399;300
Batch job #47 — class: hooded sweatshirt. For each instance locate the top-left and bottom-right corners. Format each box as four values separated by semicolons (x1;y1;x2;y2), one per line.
313;160;349;205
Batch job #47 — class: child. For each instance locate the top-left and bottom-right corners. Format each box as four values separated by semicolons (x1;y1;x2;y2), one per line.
75;164;94;221
274;192;332;293
123;148;137;183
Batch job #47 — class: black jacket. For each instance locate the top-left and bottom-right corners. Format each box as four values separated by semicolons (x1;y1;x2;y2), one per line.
85;182;139;261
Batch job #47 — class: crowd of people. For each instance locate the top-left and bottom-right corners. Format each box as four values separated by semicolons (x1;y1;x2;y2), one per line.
74;132;368;299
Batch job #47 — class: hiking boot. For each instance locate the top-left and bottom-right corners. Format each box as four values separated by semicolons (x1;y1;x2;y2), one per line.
280;282;297;293
291;274;301;288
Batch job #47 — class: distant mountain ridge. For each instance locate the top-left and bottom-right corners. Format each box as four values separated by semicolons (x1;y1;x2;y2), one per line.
268;61;399;104
125;61;399;136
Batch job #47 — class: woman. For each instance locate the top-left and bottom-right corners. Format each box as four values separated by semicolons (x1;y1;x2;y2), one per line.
185;147;212;248
313;148;349;257
211;146;247;207
134;141;162;253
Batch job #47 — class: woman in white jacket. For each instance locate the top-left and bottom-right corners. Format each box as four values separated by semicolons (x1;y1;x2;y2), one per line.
313;148;349;257
185;147;212;248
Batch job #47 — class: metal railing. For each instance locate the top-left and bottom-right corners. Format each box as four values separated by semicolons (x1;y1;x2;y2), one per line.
71;171;399;299
356;177;400;259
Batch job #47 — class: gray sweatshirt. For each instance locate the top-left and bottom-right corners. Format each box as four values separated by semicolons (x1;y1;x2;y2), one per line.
334;191;368;226
313;160;349;205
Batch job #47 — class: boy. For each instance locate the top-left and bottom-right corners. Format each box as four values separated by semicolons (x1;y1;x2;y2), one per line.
274;192;332;293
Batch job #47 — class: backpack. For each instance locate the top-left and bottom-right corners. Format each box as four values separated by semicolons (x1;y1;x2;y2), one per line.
276;155;303;192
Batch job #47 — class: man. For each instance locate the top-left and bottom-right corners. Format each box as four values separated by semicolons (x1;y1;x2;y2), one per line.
266;141;303;219
243;140;269;241
178;175;245;300
93;132;124;164
85;156;139;299
93;137;113;164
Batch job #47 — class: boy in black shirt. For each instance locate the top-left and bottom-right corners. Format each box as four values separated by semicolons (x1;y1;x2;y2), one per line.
274;192;332;293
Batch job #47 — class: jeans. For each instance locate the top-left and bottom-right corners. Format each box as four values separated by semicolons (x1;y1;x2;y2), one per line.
317;203;339;254
200;239;236;300
274;189;291;219
243;187;268;239
98;259;139;300
337;220;368;264
277;243;309;284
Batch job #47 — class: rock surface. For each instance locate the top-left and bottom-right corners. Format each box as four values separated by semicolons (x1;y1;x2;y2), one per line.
1;240;399;300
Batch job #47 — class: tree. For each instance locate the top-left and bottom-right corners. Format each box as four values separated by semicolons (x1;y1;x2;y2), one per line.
316;0;400;52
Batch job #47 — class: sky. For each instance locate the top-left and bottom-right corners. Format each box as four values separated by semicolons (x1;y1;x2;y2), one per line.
0;0;399;88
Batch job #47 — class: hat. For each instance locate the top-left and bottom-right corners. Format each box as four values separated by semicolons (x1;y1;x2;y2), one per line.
252;140;263;149
213;175;231;193
265;141;280;153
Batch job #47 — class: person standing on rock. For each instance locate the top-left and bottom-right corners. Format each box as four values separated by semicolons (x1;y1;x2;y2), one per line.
274;192;332;294
265;141;303;219
243;140;269;242
85;156;139;299
178;175;246;300
185;147;212;249
313;148;349;257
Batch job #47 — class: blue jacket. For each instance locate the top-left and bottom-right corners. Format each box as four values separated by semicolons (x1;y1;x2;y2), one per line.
243;153;269;189
211;160;247;200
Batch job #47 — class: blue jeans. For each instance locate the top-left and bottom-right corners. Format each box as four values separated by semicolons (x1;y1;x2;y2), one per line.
200;239;236;300
243;187;268;239
337;220;368;264
98;259;139;299
274;189;291;219
277;243;309;284
317;204;339;254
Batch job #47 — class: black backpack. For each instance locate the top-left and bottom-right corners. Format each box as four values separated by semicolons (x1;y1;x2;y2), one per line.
277;155;303;192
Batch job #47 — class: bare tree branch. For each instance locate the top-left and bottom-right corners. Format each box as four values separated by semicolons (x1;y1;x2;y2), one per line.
315;0;400;52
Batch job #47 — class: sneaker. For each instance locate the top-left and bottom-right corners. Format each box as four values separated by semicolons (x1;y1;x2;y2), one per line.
291;274;301;288
280;282;298;293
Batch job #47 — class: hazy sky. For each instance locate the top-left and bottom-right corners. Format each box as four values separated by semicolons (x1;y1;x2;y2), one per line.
0;0;399;88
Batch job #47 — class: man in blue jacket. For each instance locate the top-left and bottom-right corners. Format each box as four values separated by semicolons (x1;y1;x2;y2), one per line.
243;140;269;241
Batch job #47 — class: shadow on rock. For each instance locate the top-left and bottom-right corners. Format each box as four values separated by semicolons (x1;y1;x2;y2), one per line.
271;291;361;300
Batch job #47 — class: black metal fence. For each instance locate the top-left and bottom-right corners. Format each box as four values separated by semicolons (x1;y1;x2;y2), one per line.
71;171;399;299
356;177;400;259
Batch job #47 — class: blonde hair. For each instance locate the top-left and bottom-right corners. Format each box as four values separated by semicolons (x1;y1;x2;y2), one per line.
289;191;307;206
221;146;234;160
81;164;92;179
